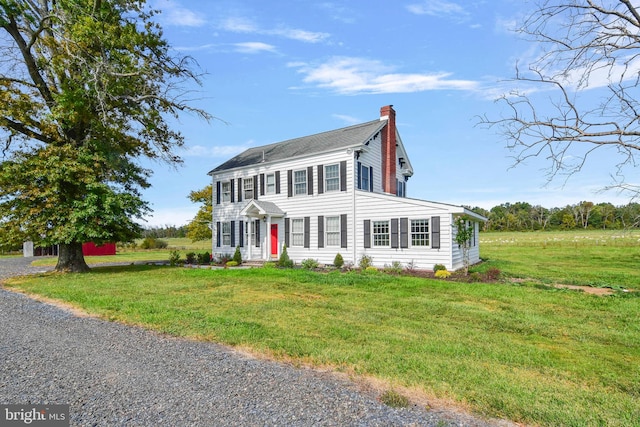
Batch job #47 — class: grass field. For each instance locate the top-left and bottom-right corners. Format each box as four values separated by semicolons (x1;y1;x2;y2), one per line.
4;230;640;426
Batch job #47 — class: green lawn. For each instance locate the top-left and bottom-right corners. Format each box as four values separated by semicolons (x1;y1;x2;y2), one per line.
5;261;639;426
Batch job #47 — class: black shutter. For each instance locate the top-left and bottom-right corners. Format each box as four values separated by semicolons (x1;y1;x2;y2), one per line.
239;221;244;247
230;180;235;203
307;166;313;195
237;178;243;202
260;173;265;196
400;218;409;248
255;219;261;247
230;221;236;247
340;214;347;248
287;170;293;197
369;167;373;192
275;171;281;194
317;165;324;194
216;221;221;247
391;218;399;248
364;220;371;248
216;181;221;205
318;216;324;248
431;216;441;249
304;217;310;248
253;175;259;200
340;161;347;192
284;218;290;247
357;161;362;189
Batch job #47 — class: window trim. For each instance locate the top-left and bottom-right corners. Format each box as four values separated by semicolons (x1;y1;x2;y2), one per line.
221;181;231;203
222;222;231;246
243;178;254;200
266;173;276;194
294;169;307;196
324;164;340;193
411;218;430;247
372;220;390;247
291;218;304;247
325;216;340;247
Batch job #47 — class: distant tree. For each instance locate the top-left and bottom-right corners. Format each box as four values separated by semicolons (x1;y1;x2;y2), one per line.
186;184;212;242
0;1;210;272
479;1;640;200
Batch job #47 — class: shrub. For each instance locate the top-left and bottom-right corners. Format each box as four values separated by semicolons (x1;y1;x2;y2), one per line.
380;390;409;408
185;252;196;264
405;260;416;273
333;253;344;269
140;237;168;249
168;250;181;267
433;264;447;273
233;246;242;265
469;272;482;282
217;253;232;265
384;261;403;274
365;266;378;273
278;245;294;268
301;258;319;269
226;260;238;267
197;252;211;265
486;267;502;281
434;270;451;279
359;254;373;269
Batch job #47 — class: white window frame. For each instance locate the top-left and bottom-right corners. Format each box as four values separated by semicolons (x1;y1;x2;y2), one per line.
361;164;370;191
372;220;389;247
243;179;254;200
266;173;276;194
326;216;340;247
411;219;429;247
291;218;304;246
221;181;231;203
324;164;340;192
222;222;231;246
294;170;307;196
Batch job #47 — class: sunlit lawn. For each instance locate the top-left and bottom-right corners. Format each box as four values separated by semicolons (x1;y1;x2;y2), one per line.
4;230;640;426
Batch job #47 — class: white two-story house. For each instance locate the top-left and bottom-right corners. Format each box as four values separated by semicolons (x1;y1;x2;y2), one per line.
208;105;485;270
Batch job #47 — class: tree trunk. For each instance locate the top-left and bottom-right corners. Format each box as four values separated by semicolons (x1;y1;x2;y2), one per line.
55;242;90;272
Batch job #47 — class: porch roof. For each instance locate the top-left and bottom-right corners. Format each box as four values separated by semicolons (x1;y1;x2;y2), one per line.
240;200;285;217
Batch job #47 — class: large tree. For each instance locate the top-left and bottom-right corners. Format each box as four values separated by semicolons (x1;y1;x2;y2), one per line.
186;184;212;242
480;0;640;198
0;0;209;271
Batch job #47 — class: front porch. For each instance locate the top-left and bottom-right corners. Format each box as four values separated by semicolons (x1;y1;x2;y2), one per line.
240;200;285;262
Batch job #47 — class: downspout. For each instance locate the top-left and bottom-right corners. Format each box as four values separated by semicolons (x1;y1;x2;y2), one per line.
352;151;357;265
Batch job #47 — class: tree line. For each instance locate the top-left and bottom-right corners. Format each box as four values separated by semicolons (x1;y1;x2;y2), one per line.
470;202;640;232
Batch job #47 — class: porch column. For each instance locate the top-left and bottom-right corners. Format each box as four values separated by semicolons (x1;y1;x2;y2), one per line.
265;215;271;259
247;217;252;260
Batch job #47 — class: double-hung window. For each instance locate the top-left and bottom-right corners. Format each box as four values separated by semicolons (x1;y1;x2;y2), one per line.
373;221;389;247
361;164;370;191
294;170;307;196
326;216;340;246
324;164;340;192
266;173;275;194
291;219;304;246
411;219;429;246
243;179;254;200
221;182;231;202
222;222;231;246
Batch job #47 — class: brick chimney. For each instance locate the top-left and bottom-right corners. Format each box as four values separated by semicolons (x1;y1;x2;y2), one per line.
380;105;397;195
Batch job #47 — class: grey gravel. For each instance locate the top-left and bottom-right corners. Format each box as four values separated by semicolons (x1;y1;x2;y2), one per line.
0;257;511;426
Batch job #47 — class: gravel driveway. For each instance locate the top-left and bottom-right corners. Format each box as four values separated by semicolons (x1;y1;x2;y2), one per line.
0;258;506;426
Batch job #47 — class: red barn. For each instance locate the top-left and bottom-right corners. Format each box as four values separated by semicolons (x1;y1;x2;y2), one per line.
82;242;116;256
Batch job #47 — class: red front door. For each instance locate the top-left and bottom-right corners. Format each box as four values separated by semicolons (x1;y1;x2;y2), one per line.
270;224;278;257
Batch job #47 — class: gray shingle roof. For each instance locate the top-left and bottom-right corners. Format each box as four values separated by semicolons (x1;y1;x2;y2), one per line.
208;119;385;174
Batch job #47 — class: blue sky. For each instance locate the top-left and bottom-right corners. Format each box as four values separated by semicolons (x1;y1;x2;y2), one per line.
140;0;633;227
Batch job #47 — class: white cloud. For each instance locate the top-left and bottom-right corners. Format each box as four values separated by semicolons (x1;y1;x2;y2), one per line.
234;42;277;54
289;56;479;94
332;114;362;125
219;16;329;43
182;143;250;158
142;206;198;227
406;0;469;19
154;1;206;27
